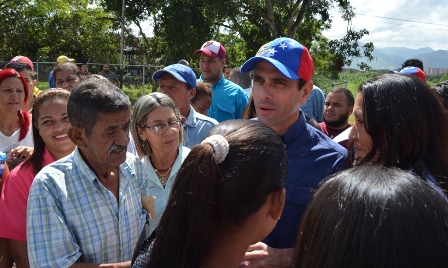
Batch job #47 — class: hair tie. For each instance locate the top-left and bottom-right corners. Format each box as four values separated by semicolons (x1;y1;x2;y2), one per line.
201;135;229;164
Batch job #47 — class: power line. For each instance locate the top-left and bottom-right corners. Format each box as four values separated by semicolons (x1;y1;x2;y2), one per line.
357;14;448;27
354;17;448;32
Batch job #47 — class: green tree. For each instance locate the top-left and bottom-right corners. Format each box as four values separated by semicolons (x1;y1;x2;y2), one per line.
103;0;374;77
0;0;125;63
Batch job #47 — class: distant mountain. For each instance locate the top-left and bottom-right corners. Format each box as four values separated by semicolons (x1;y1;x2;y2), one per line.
348;46;448;71
379;47;435;60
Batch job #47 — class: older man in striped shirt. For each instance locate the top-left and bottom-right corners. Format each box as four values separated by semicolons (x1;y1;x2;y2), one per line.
27;79;151;268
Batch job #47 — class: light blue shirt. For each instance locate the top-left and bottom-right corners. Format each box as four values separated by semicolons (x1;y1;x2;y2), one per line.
199;75;249;122
301;85;326;123
183;106;218;148
142;145;190;232
27;149;151;267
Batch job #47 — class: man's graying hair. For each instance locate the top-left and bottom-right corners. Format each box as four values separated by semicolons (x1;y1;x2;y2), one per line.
67;78;130;137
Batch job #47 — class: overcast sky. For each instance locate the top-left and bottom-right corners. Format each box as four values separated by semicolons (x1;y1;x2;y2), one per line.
323;0;448;50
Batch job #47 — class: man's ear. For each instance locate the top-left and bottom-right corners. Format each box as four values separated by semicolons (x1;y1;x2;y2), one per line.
220;57;227;68
268;188;286;221
348;105;354;115
299;81;313;105
189;88;197;100
68;126;87;148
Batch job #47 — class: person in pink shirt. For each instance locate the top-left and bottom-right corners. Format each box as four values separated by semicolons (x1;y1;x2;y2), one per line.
0;89;75;267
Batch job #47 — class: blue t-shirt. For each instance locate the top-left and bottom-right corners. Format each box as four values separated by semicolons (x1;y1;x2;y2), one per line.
199;75;248;122
48;71;55;88
301;86;326;123
262;111;348;248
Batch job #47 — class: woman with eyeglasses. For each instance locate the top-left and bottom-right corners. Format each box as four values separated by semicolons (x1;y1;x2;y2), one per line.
131;92;191;228
53;62;82;91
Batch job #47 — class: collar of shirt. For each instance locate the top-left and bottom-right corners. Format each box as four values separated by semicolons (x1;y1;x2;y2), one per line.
199;75;225;88
279;111;306;145
72;147;137;185
184;105;199;128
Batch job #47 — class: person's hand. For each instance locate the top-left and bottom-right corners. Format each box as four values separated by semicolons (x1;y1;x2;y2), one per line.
6;146;34;170
240;242;293;268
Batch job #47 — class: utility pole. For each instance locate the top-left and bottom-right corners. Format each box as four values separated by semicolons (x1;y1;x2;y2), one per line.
119;0;125;89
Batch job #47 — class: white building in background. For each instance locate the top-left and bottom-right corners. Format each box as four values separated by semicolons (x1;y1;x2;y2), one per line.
427;67;448;75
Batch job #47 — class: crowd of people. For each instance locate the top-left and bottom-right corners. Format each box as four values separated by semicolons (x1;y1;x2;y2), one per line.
0;37;447;268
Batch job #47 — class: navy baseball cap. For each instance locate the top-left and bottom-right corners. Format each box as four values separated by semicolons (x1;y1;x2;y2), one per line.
152;64;197;88
241;37;314;81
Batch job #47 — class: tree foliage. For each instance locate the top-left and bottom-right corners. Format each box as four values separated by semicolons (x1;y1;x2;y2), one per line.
102;0;374;77
0;0;374;78
0;0;123;63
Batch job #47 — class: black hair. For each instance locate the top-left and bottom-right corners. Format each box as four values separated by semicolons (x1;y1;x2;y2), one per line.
432;80;448;110
4;61;35;79
23;89;70;174
53;62;82;83
349;74;448;194
67;78;131;137
147;119;287;268
329;87;354;107
294;165;448;268
402;58;424;70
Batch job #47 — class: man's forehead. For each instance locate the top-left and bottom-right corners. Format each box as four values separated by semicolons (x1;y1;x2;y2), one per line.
96;111;130;124
328;92;347;101
19;70;33;79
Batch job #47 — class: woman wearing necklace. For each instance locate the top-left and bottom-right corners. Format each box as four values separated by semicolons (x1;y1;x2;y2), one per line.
0;69;34;169
131;92;191;229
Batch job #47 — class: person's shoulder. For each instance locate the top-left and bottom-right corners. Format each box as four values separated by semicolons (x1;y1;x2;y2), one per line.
122;152;140;170
306;124;347;156
222;78;244;92
194;111;218;125
180;145;191;158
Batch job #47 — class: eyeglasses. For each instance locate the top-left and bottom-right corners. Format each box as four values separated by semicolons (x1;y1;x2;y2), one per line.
142;120;181;135
55;76;79;87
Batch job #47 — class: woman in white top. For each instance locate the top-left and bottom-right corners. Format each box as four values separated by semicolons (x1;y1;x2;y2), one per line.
0;69;33;169
131;92;190;229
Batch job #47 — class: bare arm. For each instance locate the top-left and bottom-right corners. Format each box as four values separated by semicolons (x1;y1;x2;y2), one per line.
0;238;13;268
9;240;29;268
70;261;131;268
241;242;293;268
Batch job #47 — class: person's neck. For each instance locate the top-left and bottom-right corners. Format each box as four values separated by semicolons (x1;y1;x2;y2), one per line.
150;148;179;170
204;75;222;85
272;112;300;136
326;122;350;130
48;147;75;161
202;232;251;268
0;111;20;132
181;106;190;119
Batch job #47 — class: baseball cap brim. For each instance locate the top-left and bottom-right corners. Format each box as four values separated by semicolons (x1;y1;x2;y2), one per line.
194;49;219;58
152;69;196;88
241;56;300;80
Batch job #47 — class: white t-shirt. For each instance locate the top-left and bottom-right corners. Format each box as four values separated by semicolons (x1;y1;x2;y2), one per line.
0;124;34;153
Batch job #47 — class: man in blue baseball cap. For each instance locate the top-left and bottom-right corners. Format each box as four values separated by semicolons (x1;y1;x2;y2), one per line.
153;64;218;148
239;37;348;267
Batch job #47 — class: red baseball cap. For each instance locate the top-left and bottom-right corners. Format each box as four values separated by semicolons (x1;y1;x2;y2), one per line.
5;56;34;71
194;41;226;58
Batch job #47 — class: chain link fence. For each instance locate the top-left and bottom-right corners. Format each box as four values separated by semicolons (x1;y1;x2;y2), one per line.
0;61;203;91
2;59;347;97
